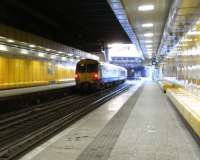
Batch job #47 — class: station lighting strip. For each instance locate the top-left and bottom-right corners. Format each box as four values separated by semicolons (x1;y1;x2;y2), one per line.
107;0;144;59
138;4;155;11
138;4;155;58
0;36;99;62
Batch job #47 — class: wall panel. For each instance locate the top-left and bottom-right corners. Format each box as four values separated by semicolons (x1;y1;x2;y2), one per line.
0;54;75;89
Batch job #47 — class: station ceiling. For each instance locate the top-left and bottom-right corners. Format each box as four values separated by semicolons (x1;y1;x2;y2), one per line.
2;0;199;65
0;0;130;52
120;0;172;59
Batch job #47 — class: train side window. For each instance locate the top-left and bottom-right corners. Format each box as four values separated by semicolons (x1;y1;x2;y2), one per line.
87;64;98;73
77;63;86;73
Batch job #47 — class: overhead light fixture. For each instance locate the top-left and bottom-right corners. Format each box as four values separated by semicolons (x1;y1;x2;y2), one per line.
144;33;153;37
68;53;73;56
7;39;15;43
38;52;45;57
142;23;154;28
21;49;29;55
58;51;63;54
45;48;51;51
29;44;36;48
62;57;67;61
145;40;153;43
138;4;154;11
21;42;27;45
0;44;8;51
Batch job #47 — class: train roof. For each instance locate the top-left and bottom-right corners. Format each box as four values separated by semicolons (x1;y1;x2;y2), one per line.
78;59;98;63
77;59;126;71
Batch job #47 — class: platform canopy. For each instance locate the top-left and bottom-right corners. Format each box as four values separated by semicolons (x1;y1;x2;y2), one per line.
108;0;172;59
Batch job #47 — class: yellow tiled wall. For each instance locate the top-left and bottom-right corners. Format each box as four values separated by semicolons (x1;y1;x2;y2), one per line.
0;55;75;89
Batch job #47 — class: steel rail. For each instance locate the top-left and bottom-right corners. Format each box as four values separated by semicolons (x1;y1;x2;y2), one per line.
0;84;130;160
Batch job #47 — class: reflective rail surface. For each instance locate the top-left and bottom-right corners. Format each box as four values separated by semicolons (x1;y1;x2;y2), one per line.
0;83;131;160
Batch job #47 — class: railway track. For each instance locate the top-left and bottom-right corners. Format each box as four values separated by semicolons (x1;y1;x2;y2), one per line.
0;83;131;160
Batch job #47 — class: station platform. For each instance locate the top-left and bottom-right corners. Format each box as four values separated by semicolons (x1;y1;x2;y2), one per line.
0;80;75;98
19;81;200;160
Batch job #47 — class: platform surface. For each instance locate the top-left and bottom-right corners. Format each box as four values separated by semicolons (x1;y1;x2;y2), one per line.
0;80;75;98
20;81;200;160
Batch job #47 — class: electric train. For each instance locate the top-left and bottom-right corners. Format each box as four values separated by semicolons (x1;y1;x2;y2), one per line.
75;59;127;89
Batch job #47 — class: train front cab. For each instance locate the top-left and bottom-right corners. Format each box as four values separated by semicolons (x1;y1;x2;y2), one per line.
75;59;101;90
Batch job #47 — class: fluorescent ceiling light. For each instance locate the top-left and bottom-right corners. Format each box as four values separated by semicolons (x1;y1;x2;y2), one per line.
7;39;15;43
138;4;154;11
0;44;8;51
142;23;154;28
45;48;51;51
21;42;27;45
144;33;153;37
38;52;45;57
62;57;67;61
21;49;29;54
58;51;63;54
68;53;73;56
29;44;36;48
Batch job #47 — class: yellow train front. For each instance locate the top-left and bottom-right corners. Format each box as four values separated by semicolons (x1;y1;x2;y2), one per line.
75;59;127;90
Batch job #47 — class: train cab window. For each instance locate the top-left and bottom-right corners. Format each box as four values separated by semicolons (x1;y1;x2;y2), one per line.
77;63;98;73
87;64;98;73
77;64;86;73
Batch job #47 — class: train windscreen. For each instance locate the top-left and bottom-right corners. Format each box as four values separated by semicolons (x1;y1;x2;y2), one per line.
87;64;98;72
77;63;98;73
